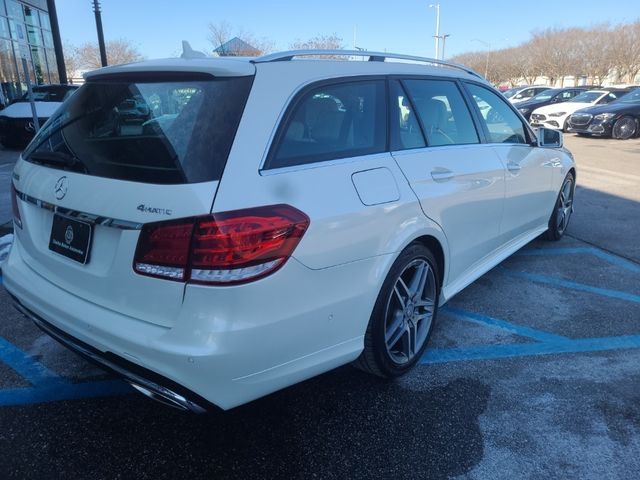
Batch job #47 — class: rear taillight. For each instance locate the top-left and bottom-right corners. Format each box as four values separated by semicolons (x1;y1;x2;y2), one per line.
133;205;309;285
11;183;22;229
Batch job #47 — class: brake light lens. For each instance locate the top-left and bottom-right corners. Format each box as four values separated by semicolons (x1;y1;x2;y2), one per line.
11;183;22;229
133;205;309;285
134;218;194;281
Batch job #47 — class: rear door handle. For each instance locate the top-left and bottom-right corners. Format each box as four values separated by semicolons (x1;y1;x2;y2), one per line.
430;168;454;182
506;161;521;174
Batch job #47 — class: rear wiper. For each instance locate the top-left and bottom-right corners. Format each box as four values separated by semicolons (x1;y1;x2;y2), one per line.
27;151;87;173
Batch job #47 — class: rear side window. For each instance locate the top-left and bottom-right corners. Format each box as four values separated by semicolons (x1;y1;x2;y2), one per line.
465;83;528;144
402;79;479;147
389;80;426;150
23;75;253;184
266;80;386;169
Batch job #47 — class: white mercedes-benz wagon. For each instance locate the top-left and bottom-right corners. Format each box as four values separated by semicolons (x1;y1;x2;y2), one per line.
3;48;576;411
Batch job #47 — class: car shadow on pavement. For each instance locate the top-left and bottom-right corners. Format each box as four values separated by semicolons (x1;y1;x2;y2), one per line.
0;368;490;479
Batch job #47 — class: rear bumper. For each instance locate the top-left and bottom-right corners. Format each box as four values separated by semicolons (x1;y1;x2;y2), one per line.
10;294;211;413
2;236;383;409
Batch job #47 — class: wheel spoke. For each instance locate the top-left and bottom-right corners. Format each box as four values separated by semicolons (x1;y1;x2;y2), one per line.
557;210;565;230
409;262;428;298
397;277;411;300
401;323;415;359
393;285;406;309
386;312;405;346
415;298;435;314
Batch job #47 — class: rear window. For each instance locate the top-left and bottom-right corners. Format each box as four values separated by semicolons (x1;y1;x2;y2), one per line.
23;75;253;184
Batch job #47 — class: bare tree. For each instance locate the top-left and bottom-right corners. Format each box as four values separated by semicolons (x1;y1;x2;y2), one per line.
208;21;274;56
73;38;144;70
451;19;640;87
611;21;640;83
289;35;345;58
62;40;80;80
208;20;234;54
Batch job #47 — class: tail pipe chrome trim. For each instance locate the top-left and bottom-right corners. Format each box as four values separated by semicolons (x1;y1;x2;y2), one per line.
9;296;209;413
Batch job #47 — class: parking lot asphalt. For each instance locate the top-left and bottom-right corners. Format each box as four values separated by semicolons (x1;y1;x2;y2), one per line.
0;135;639;479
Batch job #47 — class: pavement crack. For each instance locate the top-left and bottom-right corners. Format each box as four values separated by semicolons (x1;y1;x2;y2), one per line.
565;233;640;268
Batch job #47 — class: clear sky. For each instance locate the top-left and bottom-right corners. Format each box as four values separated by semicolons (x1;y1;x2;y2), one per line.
56;0;637;60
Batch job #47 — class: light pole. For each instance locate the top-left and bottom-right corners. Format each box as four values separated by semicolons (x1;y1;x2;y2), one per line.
92;0;108;67
472;38;490;78
441;34;450;60
429;3;441;59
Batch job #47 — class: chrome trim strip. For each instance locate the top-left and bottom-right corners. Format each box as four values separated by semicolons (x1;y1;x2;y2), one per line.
260;152;393;176
14;188;143;230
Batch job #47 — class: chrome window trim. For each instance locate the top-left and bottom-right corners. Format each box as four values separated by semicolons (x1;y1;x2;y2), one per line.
14;188;142;230
260;152;393;176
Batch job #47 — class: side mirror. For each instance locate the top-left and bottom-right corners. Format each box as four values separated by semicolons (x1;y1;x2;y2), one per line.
536;127;563;148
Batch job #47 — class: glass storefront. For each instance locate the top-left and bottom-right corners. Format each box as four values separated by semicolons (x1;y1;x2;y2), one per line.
0;0;57;106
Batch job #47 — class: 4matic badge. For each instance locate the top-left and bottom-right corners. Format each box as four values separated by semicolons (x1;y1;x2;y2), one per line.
137;204;173;216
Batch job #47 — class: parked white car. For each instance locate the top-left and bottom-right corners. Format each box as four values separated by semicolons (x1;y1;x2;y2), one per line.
530;89;631;131
0;85;78;148
504;86;551;104
3;48;576;411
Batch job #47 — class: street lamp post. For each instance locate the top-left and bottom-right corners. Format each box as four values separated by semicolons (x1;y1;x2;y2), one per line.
441;34;450;60
92;0;108;67
472;38;490;78
429;3;441;59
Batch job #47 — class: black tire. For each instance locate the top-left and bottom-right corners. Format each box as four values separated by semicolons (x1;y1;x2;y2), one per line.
544;172;575;241
612;116;638;140
353;243;440;378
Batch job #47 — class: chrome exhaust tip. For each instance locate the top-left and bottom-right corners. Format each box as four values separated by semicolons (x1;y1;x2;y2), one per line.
126;381;207;414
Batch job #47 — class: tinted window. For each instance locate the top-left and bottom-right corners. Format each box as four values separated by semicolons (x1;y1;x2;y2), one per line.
466;83;528;144
19;86;76;102
268;80;386;169
403;79;479;147
619;89;640;103
602;92;625;103
569;91;602;103
389;80;425;150
23;76;253;184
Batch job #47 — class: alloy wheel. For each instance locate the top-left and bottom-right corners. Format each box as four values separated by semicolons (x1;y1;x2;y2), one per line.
613;117;637;140
384;259;437;365
556;177;574;235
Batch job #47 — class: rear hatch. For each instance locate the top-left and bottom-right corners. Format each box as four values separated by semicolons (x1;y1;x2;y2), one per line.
12;68;254;327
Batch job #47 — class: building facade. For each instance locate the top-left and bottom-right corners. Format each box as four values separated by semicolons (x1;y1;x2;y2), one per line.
0;0;58;105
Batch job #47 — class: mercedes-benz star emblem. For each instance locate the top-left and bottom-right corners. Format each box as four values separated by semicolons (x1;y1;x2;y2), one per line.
24;121;35;133
54;176;68;200
64;225;74;244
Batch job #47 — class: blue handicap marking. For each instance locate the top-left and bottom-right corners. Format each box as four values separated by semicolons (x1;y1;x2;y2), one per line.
0;335;131;407
421;245;640;365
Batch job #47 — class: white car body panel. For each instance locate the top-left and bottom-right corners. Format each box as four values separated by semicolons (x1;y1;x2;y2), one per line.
391;145;505;282
0;101;62;118
2;55;576;410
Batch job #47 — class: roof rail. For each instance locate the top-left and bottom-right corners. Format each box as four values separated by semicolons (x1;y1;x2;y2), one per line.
252;49;484;79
